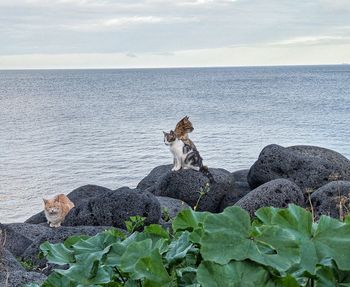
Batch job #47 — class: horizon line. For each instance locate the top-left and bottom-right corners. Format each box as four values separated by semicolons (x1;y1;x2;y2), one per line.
0;63;349;71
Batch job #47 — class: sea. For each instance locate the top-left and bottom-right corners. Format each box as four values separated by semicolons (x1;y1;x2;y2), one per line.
1;65;350;223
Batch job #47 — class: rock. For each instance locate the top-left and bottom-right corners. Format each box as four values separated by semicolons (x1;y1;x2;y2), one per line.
26;185;113;224
311;181;350;219
0;248;47;286
219;170;252;211
157;196;190;225
235;179;305;217
1;249;24;271
26;185;161;229
63;186;161;228
150;167;235;212
1;223;113;273
248;144;350;192
2;270;47;287
137;165;172;192
231;169;250;183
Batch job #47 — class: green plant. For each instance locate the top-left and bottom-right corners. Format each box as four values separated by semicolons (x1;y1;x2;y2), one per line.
161;207;171;222
17;257;37;271
125;215;146;233
193;182;210;211
29;205;350;286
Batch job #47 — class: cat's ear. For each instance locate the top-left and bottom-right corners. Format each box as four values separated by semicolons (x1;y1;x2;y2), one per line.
163;131;167;136
170;130;175;135
185;115;189;120
43;198;48;204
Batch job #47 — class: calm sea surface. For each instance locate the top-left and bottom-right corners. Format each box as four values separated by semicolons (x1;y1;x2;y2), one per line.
1;65;350;223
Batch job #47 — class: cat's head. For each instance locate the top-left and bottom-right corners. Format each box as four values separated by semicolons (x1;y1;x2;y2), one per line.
163;130;177;145
43;197;61;215
175;116;194;134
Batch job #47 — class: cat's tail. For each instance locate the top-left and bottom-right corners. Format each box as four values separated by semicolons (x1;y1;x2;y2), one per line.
200;166;216;183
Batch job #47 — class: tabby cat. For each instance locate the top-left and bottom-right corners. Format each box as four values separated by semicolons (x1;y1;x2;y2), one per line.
174;116;197;150
163;130;215;183
43;194;75;228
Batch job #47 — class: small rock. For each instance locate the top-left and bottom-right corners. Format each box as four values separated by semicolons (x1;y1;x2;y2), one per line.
235;179;305;217
311;181;350;219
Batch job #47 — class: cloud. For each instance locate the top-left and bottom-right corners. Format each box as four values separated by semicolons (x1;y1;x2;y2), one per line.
0;0;350;67
63;16;199;32
270;36;350;47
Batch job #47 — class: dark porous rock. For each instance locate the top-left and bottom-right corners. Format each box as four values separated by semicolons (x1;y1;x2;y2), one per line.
26;185;161;229
248;144;350;192
219;169;252;211
63;187;161;228
137;165;172;192
231;169;250;183
26;184;113;224
311;181;350;219
2;270;47;287
235;179;305;217
0;249;47;286
1;248;24;272
151;168;234;212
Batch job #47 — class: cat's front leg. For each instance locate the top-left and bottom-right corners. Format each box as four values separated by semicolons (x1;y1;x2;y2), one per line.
50;222;61;228
172;157;181;171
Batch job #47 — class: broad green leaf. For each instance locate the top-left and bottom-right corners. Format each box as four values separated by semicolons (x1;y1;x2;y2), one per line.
56;261;111;285
200;206;299;271
104;242;127;267
253;225;300;271
40;241;75;265
144;224;169;239
64;235;90;248
134;249;172;286
176;266;198;286
200;206;252;264
124;280;139;287
42;272;76;287
274;274;300;287
165;231;193;265
172;208;209;232
256;205;317;273
197;260;272;287
120;239;153;273
105;228;126;240
314;215;350;271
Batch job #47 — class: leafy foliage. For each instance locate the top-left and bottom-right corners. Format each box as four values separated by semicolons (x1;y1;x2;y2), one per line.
28;205;350;286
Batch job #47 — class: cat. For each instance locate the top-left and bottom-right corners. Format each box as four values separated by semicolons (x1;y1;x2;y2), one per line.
174;116;197;150
43;194;75;228
163;130;215;183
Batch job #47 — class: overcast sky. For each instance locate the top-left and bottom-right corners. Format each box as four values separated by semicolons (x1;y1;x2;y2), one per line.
0;0;350;68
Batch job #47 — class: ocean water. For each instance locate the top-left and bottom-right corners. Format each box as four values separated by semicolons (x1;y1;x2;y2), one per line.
1;65;350;223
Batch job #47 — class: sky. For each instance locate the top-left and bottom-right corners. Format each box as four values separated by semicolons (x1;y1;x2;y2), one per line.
0;0;350;69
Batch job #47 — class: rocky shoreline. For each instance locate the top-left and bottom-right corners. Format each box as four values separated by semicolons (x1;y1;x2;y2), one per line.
1;144;350;286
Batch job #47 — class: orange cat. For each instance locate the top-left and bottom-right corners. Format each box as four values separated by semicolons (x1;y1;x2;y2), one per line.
43;194;75;228
174;116;197;150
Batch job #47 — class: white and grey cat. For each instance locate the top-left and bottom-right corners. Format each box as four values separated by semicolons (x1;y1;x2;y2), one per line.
163;130;215;182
